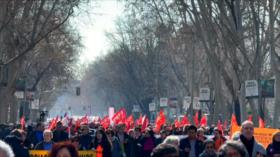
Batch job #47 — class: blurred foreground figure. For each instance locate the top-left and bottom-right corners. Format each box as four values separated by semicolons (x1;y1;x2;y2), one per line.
151;144;179;157
0;140;14;157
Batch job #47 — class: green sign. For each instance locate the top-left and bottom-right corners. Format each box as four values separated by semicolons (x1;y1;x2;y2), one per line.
260;79;275;98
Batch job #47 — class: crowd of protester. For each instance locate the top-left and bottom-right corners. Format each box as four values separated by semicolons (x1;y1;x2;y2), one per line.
0;120;279;157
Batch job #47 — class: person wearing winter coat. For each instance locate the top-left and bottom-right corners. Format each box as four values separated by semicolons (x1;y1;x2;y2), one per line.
266;131;280;157
34;129;54;150
106;129;124;157
4;129;29;157
199;140;217;157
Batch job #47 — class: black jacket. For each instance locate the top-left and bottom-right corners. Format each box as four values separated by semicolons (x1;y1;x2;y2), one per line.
53;130;68;142
4;135;29;157
34;141;54;150
79;134;93;150
179;137;204;157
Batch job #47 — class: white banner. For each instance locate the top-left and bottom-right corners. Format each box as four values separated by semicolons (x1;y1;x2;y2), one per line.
160;98;168;107
183;96;191;111
133;105;140;112
199;88;210;101
14;91;24;99
193;97;201;110
108;107;114;124
31;99;39;109
245;80;259;97
149;103;156;111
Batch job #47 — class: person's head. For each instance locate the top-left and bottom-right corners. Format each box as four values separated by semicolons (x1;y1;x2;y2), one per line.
203;139;216;155
96;129;108;143
144;128;155;138
10;129;25;142
56;122;64;131
43;129;53;142
214;127;222;138
197;128;205;137
218;141;248;157
134;127;142;138
80;125;89;135
106;129;115;141
151;144;179;157
160;130;167;139
183;125;190;135
272;131;280;142
187;125;197;139
162;136;180;147
241;121;254;140
49;142;78;157
36;123;44;131
128;129;134;138
0;140;14;157
70;136;80;150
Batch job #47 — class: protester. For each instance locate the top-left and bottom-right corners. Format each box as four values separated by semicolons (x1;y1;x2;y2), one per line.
140;128;157;157
151;144;179;157
197;128;207;142
156;130;168;146
0;140;14;157
239;121;266;157
92;129;112;157
70;136;80;150
106;129;124;157
162;135;184;157
218;140;248;157
29;123;44;148
212;127;227;151
49;142;78;157
199;139;216;157
116;124;133;157
4;129;29;157
34;129;54;150
266;131;280;157
53;122;69;143
78;125;93;150
179;125;204;157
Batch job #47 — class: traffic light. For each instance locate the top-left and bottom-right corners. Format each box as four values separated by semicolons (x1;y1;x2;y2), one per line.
76;87;80;96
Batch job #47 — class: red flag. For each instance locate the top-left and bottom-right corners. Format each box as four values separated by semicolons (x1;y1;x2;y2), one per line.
174;119;180;128
259;117;265;128
180;115;190;127
100;116;110;129
48;116;59;130
136;114;143;126
125;115;134;132
154;110;166;133
193;111;199;126
80;115;89;125
231;114;238;127
141;115;149;132
248;115;253;122
217;120;223;135
20;116;25;130
112;108;127;124
200;115;207;127
223;120;228;129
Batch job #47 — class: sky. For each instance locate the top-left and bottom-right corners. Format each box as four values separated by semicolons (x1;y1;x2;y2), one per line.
74;0;124;63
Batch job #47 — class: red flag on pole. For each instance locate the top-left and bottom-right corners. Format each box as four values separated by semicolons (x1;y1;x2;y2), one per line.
20;116;25;130
141;115;149;132
259;117;265;128
174;119;180;128
217;120;223;135
194;111;199;126
154;110;166;133
100;116;110;129
112;108;127;124
80;115;89;125
48;116;59;130
248;115;253;122
180;115;190;127
125;115;134;132
200;115;207;127
231;114;238;127
136;114;143;126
